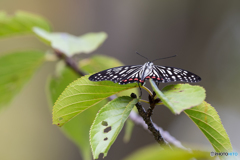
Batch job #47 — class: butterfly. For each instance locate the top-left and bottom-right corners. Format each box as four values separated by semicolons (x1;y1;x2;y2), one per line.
89;53;201;85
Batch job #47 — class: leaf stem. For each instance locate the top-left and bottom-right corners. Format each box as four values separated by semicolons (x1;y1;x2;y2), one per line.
141;85;153;96
139;99;150;104
156;102;163;105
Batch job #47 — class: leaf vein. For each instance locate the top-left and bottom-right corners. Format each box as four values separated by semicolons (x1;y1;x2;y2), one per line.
198;125;228;151
55;97;104;113
186;108;221;125
188;115;227;139
189;116;228;151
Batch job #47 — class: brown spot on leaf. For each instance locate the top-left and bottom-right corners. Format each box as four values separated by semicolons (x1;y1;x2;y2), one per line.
204;105;208;112
204;116;208;123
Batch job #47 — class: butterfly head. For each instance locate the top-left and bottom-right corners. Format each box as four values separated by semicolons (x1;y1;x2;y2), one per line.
146;61;154;69
147;61;152;64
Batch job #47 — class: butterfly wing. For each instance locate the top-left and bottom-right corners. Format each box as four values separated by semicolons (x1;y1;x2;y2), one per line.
89;64;201;84
89;65;143;84
144;65;201;83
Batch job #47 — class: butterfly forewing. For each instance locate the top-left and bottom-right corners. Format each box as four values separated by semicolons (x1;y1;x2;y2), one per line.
89;65;143;84
147;65;201;83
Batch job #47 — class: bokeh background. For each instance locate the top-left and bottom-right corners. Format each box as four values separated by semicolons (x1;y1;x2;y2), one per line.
0;0;240;160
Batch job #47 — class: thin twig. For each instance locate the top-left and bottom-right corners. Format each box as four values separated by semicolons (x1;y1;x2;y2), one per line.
65;56;85;76
54;49;85;76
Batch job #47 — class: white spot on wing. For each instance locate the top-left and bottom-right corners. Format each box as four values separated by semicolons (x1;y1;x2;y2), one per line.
167;70;172;75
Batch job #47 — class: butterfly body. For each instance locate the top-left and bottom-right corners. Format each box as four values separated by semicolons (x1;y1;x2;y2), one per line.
89;61;201;85
140;62;153;81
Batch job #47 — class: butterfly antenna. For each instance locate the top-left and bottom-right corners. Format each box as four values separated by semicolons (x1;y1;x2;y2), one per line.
136;52;149;61
152;55;177;62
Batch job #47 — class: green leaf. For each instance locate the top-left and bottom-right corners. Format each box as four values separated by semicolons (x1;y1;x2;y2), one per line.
123;144;214;160
90;96;139;159
0;51;45;109
185;101;232;154
0;11;51;38
33;27;107;57
48;67;107;160
79;54;139;97
150;79;205;114
52;75;138;126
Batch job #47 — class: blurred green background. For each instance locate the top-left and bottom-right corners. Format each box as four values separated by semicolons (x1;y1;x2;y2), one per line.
0;0;240;160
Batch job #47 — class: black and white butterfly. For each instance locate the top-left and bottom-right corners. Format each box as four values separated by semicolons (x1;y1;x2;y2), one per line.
89;53;201;85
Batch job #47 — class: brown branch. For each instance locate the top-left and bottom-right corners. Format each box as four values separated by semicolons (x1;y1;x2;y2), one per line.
147;91;160;117
65;56;85;76
130;93;170;147
54;49;85;76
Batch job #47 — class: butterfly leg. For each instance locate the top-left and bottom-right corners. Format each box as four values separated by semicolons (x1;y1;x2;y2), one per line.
137;82;142;97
